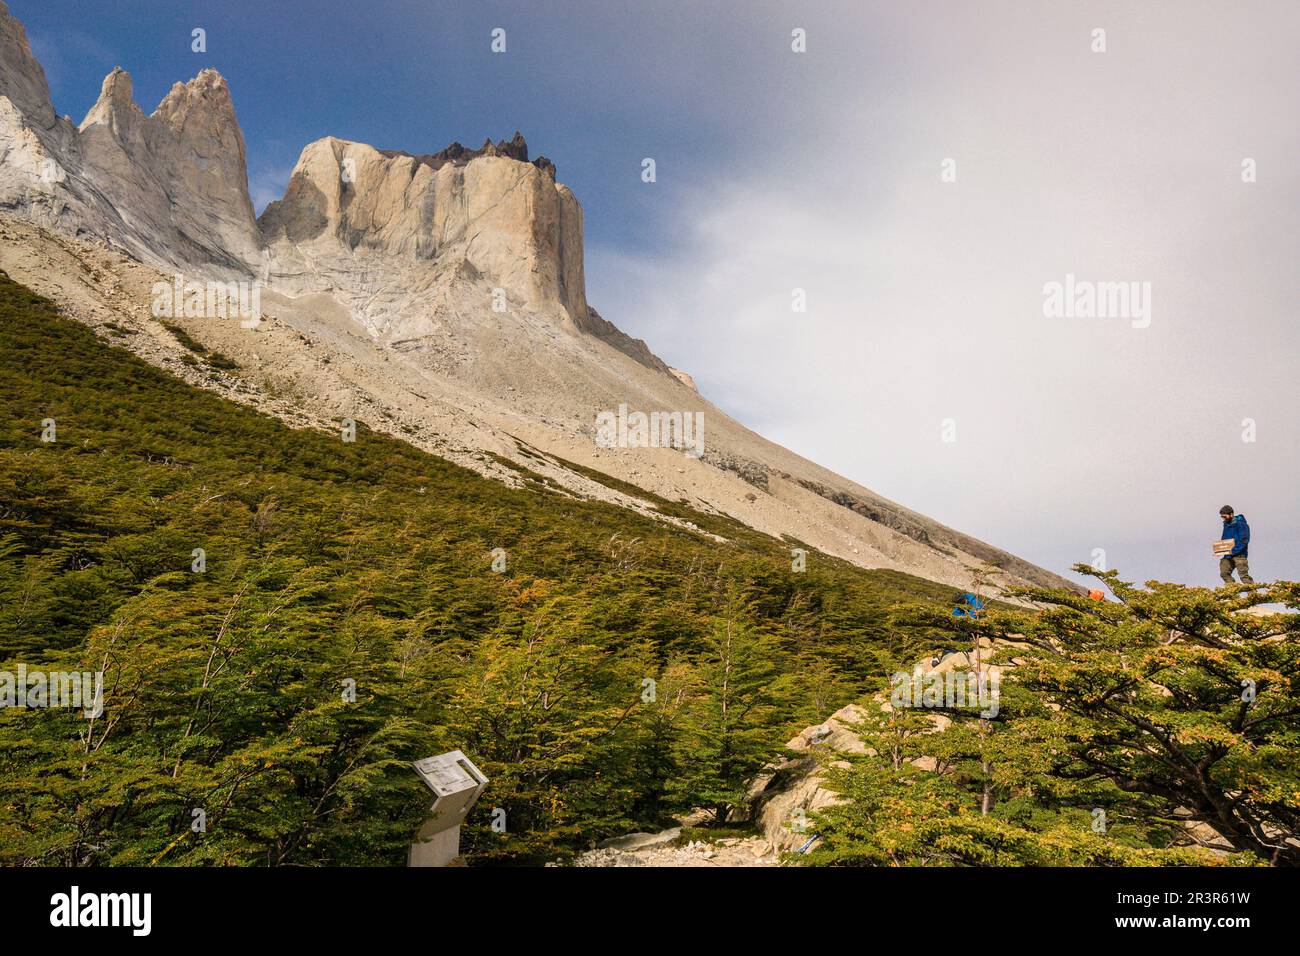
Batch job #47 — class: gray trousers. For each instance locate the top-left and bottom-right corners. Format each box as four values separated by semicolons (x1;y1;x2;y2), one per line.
1220;554;1253;584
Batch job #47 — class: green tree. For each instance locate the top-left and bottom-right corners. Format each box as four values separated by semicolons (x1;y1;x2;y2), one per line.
438;598;648;863
674;592;786;824
1010;568;1300;864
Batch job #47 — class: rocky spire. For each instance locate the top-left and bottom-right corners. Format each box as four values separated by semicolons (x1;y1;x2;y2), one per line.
78;68;146;147
67;64;264;274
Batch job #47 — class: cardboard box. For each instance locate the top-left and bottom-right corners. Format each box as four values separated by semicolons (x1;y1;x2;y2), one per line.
1212;539;1235;555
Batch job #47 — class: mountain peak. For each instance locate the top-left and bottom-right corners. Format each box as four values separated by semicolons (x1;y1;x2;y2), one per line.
79;66;239;137
103;65;133;95
151;68;243;151
46;59;262;274
156;69;231;113
79;67;140;134
259;131;591;336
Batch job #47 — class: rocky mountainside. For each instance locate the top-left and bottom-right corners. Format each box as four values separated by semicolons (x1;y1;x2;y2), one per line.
256;132;663;371
0;1;1074;593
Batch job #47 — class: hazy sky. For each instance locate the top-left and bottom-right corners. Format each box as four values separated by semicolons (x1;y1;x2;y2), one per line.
16;0;1298;589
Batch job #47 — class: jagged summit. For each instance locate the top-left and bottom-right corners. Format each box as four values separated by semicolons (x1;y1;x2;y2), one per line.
381;130;556;178
79;66;237;131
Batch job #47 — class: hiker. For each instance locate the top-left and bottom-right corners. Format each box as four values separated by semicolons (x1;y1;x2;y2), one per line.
1217;505;1253;585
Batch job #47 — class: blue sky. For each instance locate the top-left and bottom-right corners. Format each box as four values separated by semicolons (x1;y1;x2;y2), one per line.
14;1;1299;590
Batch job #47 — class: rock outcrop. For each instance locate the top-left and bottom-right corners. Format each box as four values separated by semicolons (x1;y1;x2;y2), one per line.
259;135;591;332
746;638;1015;857
0;0;667;370
254;132;675;371
751;702;871;855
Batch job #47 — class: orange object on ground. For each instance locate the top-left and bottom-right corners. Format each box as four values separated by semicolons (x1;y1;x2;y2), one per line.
1088;589;1105;601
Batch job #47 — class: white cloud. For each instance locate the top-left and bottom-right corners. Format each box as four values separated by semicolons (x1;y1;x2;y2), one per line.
588;0;1300;588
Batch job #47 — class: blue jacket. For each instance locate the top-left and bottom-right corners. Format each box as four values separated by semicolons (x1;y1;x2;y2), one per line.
1220;514;1250;557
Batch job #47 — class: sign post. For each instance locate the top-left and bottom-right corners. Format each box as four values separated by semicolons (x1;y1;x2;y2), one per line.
408;750;488;867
